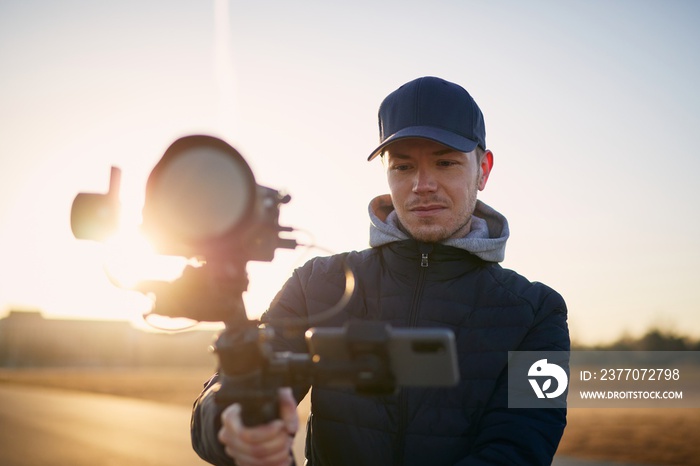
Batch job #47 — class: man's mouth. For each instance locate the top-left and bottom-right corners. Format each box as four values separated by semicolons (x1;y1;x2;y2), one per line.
409;204;446;217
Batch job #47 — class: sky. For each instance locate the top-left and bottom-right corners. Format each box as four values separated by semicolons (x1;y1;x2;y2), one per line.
1;0;699;345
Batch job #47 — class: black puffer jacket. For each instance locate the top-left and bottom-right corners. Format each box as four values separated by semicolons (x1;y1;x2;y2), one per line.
192;239;569;465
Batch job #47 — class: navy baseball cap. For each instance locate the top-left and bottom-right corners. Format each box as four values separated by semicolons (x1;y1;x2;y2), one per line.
367;76;486;161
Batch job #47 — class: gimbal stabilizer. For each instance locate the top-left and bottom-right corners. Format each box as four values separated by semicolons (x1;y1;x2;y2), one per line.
71;135;459;426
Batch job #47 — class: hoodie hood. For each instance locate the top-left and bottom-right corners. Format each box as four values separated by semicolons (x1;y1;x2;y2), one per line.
368;194;509;262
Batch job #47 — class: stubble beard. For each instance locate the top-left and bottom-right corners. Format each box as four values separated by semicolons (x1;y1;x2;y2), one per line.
400;214;473;243
397;192;478;243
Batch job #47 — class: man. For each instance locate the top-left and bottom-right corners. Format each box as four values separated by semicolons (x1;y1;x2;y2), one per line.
192;76;570;465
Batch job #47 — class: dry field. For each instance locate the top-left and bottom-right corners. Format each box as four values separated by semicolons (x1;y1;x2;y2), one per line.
558;408;700;465
1;367;699;465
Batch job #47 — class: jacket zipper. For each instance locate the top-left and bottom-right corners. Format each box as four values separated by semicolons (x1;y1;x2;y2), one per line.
395;244;432;465
410;244;431;326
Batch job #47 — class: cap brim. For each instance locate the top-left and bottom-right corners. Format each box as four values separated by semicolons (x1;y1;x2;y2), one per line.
367;126;479;161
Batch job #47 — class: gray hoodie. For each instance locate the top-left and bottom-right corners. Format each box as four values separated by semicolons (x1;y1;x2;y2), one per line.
368;194;509;263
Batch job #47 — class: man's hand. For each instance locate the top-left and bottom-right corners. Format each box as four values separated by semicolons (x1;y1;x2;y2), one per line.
218;388;299;466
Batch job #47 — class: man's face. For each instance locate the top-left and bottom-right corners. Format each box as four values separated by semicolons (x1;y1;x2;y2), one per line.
384;138;493;243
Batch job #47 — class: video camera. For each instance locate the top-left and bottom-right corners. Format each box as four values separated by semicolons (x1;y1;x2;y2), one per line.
70;134;459;425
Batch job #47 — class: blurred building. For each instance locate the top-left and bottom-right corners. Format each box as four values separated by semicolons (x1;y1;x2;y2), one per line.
0;310;218;367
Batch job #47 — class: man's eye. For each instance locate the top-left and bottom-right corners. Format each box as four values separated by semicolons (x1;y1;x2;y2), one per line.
437;160;458;167
392;164;411;171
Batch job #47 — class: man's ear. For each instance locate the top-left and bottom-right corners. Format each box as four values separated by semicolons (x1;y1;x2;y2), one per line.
478;149;494;191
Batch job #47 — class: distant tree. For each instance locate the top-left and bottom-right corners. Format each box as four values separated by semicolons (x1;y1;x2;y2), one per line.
585;327;698;351
636;329;688;351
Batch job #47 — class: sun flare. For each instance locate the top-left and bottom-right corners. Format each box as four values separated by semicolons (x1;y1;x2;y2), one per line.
102;229;191;290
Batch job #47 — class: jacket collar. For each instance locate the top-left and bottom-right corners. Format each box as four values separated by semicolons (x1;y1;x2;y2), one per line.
382;239;486;279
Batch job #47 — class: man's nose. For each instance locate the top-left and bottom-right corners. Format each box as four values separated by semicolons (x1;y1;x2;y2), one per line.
413;167;437;193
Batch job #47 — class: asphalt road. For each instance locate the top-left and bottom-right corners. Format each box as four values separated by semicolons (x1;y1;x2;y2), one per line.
0;384;648;466
0;384;208;466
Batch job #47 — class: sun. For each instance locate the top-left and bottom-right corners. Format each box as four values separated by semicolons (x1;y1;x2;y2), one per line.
97;202;204;330
98;172;194;292
102;230;191;290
